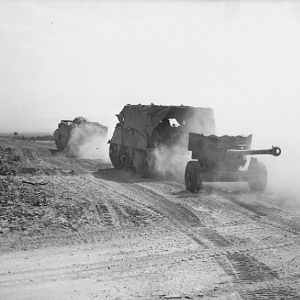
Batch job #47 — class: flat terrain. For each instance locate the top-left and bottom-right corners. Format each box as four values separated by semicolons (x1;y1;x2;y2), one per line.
0;138;299;299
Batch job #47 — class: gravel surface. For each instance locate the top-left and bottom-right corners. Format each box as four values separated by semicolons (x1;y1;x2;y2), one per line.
0;139;299;299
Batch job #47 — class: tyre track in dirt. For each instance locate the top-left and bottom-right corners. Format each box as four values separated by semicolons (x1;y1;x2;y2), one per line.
129;181;252;250
87;177;167;228
108;179;300;299
93;178;212;249
41;174;300;298
216;189;300;234
91;173;299;250
166;181;300;233
3;140;298;298
153;181;300;246
214;251;299;299
0;228;222;299
0;248;193;286
1;166;299;299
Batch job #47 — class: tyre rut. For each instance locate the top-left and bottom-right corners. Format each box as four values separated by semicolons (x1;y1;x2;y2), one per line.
85;176;299;299
118;180;299;299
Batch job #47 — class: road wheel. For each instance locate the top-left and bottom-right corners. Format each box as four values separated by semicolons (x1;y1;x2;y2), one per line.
120;146;132;170
109;143;123;169
248;159;267;192
141;152;156;177
185;161;202;193
132;149;147;173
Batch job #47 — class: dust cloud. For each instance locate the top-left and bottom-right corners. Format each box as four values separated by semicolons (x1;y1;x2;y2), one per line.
263;143;300;208
189;109;217;137
152;111;216;182
214;106;300;211
152;131;191;182
152;110;300;212
228;107;300;205
153;143;190;182
67;123;109;161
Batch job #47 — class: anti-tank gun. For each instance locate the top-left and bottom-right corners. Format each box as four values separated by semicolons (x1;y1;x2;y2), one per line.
185;133;281;192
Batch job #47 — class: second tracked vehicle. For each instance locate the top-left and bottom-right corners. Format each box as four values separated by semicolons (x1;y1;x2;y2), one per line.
109;104;216;174
54;117;108;152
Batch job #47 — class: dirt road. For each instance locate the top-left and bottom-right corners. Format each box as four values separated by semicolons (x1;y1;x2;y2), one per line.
0;139;299;299
1;173;299;299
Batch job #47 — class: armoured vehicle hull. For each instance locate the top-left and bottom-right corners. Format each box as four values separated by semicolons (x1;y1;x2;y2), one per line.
109;104;216;173
54;117;108;152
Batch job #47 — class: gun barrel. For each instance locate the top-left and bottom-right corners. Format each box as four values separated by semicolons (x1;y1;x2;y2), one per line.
226;146;281;157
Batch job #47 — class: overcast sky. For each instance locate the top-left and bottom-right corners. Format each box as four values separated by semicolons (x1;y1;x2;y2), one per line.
0;1;299;132
0;1;299;139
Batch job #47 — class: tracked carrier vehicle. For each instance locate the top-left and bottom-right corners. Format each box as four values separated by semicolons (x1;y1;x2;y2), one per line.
185;133;281;192
54;117;108;151
109;104;216;173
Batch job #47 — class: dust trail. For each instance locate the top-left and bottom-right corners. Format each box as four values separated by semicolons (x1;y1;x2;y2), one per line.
67;123;109;161
262;142;300;211
153;144;190;182
152;134;191;182
152;109;216;181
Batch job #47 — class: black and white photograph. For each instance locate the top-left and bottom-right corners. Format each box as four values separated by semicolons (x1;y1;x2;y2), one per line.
0;0;299;299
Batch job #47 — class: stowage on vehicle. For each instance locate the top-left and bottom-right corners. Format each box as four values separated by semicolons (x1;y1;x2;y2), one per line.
109;104;216;173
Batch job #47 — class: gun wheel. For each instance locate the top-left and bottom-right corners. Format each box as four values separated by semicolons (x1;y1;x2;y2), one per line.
248;160;267;192
185;161;202;193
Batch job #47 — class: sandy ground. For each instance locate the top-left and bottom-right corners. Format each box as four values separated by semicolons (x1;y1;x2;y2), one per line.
0;139;299;299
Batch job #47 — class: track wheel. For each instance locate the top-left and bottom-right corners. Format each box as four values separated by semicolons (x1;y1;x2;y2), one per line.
120;146;132;170
109;143;123;169
132;149;147;173
248;158;267;192
185;161;202;193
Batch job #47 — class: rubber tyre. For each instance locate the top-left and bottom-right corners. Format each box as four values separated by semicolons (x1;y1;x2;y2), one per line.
185;161;202;193
248;161;267;192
